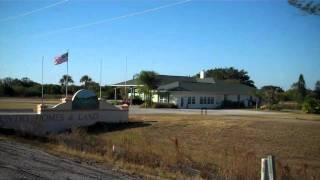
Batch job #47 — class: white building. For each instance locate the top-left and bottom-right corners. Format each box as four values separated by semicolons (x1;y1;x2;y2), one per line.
112;71;256;109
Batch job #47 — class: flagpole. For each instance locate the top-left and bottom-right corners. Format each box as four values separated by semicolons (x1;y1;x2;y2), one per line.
125;56;127;100
41;56;44;105
66;49;69;98
99;59;102;99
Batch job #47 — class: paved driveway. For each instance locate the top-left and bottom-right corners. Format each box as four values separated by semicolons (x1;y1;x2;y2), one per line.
129;106;286;116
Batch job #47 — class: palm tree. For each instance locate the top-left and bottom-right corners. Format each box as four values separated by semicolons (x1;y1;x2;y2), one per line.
80;75;92;88
137;71;158;107
59;75;74;87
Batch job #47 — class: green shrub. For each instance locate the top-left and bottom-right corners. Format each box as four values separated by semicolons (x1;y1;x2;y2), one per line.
269;104;282;111
152;103;177;109
302;98;320;114
220;100;245;109
109;100;121;105
25;86;41;97
278;101;301;110
132;97;144;105
260;104;282;111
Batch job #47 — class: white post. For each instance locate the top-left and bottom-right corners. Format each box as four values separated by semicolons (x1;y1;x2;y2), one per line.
267;155;274;180
261;158;267;180
261;155;275;180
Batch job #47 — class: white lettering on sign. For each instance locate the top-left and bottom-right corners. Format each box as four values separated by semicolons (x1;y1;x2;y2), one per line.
78;113;99;121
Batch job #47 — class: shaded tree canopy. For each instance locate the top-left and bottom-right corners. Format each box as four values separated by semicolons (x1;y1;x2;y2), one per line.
315;80;320;92
0;76;114;98
59;75;74;86
261;86;284;93
196;67;255;87
80;75;92;87
291;74;307;103
259;85;284;105
137;71;158;90
288;0;320;15
291;74;306;92
137;70;158;106
315;80;320;98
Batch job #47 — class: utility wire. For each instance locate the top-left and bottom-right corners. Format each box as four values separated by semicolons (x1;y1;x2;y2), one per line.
0;0;69;22
35;0;192;37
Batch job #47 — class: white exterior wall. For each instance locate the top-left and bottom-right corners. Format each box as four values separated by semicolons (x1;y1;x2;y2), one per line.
127;90;253;109
152;94;159;103
168;92;252;109
225;95;237;101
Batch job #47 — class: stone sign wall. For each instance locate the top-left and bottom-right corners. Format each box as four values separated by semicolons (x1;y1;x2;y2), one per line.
0;89;128;135
0;110;128;135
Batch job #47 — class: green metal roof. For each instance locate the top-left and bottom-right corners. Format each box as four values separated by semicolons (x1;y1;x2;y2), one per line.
112;75;193;86
157;81;255;94
113;74;255;94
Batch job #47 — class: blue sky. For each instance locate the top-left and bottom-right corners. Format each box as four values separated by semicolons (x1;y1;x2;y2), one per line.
0;0;319;90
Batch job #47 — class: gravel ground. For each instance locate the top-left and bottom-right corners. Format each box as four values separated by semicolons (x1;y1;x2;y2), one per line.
0;140;137;180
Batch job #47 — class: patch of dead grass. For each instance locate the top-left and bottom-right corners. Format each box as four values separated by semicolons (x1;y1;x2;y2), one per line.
1;113;320;179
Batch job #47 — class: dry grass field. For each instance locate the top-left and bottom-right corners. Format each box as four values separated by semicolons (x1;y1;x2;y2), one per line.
2;112;319;179
0;98;319;179
0;98;60;110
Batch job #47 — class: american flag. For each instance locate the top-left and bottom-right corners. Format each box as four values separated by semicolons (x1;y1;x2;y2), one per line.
54;52;68;65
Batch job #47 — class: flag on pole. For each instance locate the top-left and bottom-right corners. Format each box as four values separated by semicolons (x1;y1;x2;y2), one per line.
54;52;68;65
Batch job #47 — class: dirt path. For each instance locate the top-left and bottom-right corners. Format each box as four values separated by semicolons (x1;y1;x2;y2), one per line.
0;139;137;180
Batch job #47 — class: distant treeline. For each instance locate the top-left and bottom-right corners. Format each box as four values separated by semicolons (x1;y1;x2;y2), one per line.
0;76;122;99
256;74;320;114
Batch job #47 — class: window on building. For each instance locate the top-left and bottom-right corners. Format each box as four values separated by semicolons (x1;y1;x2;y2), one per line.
200;97;203;104
209;97;214;104
192;96;195;104
159;94;167;103
188;97;191;104
203;97;207;104
224;94;228;101
237;95;240;102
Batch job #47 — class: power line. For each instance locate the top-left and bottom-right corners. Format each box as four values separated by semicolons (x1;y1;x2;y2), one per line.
34;0;192;37
0;0;69;22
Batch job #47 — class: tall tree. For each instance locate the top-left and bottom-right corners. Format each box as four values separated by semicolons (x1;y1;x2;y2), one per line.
80;75;92;88
288;0;320;15
137;71;158;106
20;77;37;87
291;74;307;102
59;75;74;87
196;67;255;87
260;86;284;105
315;80;320;99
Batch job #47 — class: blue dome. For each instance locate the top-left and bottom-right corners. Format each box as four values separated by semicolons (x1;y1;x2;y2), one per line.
72;89;99;110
